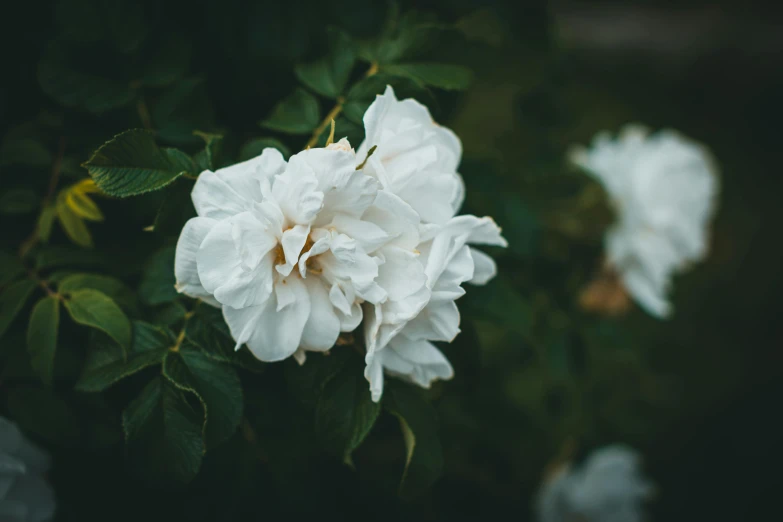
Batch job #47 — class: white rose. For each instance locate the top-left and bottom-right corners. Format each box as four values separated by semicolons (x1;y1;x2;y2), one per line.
571;124;719;318
537;445;654;522
175;142;394;362
0;417;56;522
363;212;507;402
357;85;465;225
356;87;508;401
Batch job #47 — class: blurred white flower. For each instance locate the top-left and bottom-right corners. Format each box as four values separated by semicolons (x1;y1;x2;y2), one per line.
0;417;55;522
537;445;654;522
357;85;465;225
571;125;719;318
175;141;391;362
359;87;507;402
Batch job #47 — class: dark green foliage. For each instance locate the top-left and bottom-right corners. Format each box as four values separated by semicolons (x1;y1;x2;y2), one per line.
0;0;775;519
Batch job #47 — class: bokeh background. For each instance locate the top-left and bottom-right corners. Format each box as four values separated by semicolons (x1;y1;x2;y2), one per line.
2;0;782;520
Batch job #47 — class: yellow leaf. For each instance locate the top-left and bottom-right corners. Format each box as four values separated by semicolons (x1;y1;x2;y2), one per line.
66;189;104;222
72;178;102;194
56;191;93;247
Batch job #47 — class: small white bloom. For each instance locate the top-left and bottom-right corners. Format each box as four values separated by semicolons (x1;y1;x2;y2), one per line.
1;417;56;522
571;124;719;318
357;86;465;225
537;445;654;522
175;142;392;362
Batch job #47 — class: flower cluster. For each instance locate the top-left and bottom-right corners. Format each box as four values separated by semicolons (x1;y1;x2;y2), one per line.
537;445;654;522
571;125;719;318
0;417;56;522
175;86;506;401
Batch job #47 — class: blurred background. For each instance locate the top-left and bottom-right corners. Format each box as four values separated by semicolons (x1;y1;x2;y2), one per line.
2;0;782;520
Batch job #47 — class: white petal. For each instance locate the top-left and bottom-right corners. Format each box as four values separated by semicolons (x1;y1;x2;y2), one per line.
220;147;286;181
251;200;285;239
191;170;250;220
230;212;277;270
298;229;331;277
394;171;463;224
337;301;363;332
375;246;427;302
272;156;324;224
382;336;454;389
175;217;218;300
276;225;310;276
362;190;421;250
197;220;274;308
468;247;497;285
300;276;341;351
223;276;310;362
330;214;389;253
329;282;353;316
401;300;461;342
364;348;385;403
622;266;672;319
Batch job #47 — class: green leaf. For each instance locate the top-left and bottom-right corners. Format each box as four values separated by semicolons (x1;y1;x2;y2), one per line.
152;78;215;146
184;305;265;373
58;273;137;315
259;88;320;135
314;354;381;458
359;8;443;64
76;321;169;392
238;138;291;162
63;289;131;351
294;29;356;98
37;205;58;243
150;178;196;237
139;246;177;306
0;251;25;287
0;138;52;167
56;190;93;247
0;189;38;214
27;296;60;385
383;380;443;499
122;376;204;484
83;130;197;197
0;279;37;339
163;346;243;448
192;131;224;171
381;63;472;91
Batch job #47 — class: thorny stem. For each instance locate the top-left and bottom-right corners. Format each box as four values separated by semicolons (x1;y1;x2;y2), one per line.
303;61;379;150
18;137;66;259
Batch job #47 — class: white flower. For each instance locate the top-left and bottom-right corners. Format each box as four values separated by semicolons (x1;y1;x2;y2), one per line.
357;85;465;225
537;445;654;522
175;140;392;362
1;417;56;522
571;124;719;318
357;88;507;401
363;215;507;401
